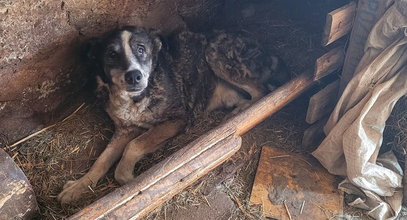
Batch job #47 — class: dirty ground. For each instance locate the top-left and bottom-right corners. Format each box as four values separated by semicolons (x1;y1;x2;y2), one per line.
3;0;407;219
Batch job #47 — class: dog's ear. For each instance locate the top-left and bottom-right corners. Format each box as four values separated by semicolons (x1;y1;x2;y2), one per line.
82;37;107;80
83;37;103;62
82;37;110;92
148;29;164;52
154;36;163;52
148;29;167;68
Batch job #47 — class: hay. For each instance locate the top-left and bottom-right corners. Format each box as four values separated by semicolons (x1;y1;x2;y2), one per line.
383;96;407;162
4;103;86;151
4;99;115;219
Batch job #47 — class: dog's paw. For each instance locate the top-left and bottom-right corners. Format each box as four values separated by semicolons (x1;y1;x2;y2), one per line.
114;167;135;185
58;179;91;204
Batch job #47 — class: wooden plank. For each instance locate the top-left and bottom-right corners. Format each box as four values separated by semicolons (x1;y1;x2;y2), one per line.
250;146;343;220
302;117;328;149
322;1;356;46
306;80;340;124
314;47;345;80
339;0;392;95
69;74;316;219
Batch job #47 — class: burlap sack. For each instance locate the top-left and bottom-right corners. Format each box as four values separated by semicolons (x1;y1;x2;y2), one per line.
313;1;407;219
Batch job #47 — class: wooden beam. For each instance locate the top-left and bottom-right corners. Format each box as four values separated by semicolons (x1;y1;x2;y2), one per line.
322;1;356;46
234;73;315;136
314;47;345;80
302;117;328;149
306;80;339;124
339;0;390;95
105;136;241;219
69;73;316;219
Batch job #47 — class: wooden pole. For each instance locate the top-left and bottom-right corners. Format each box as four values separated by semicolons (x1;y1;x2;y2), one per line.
69;73;315;220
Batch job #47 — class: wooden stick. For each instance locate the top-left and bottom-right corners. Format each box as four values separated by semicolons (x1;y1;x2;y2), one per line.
108;136;241;219
233;73;314;136
284;200;293;220
229;191;255;219
69;74;315;219
71;136;242;219
300;200;305;215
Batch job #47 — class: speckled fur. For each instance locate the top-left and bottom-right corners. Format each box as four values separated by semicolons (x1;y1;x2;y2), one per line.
105;60;184;129
57;27;291;204
95;29;290;128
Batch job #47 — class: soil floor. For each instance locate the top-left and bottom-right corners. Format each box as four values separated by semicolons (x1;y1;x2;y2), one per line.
3;0;407;219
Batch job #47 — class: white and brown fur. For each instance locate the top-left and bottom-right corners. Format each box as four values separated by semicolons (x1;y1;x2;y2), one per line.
58;26;290;203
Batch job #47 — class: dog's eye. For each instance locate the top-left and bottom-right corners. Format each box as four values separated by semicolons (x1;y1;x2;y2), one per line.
137;45;145;55
107;50;118;59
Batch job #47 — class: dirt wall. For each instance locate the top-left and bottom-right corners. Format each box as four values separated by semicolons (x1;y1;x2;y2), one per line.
0;0;223;145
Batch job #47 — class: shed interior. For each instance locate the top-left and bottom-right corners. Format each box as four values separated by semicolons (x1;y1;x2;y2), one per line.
3;0;406;219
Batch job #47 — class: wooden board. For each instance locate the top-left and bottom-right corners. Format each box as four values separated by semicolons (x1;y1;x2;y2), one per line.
69;74;316;219
314;47;345;80
250;146;343;220
306;80;340;124
339;0;392;95
322;1;356;46
302;117;328;149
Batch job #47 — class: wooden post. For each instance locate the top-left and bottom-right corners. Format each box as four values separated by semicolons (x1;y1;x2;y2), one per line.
338;0;392;94
69;73;315;220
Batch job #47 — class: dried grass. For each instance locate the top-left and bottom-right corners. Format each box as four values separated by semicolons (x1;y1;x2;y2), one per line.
4;100;115;219
383;96;407;162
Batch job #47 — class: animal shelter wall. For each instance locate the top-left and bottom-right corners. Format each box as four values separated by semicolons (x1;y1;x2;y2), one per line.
0;0;223;146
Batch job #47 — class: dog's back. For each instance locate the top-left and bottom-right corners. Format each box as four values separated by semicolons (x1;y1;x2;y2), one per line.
168;30;291;117
167;31;216;119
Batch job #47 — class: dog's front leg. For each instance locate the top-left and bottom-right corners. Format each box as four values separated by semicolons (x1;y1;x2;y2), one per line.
114;120;186;185
58;128;141;204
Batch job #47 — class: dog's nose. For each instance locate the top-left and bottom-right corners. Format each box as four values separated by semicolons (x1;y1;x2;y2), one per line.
125;70;143;85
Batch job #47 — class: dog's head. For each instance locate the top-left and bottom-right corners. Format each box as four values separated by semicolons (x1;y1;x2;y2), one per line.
87;26;162;99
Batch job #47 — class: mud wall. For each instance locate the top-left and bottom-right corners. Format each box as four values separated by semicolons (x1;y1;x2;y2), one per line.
0;0;223;145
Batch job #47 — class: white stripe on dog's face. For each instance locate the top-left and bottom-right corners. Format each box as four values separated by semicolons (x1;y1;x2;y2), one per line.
121;31;152;76
121;31;143;72
120;30;150;93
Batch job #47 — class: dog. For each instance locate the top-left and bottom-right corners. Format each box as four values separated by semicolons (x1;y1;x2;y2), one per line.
58;26;290;203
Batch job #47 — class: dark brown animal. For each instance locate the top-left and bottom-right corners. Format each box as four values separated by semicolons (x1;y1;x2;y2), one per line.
58;26;290;203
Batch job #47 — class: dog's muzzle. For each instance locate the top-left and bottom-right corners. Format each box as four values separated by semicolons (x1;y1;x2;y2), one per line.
125;70;143;86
